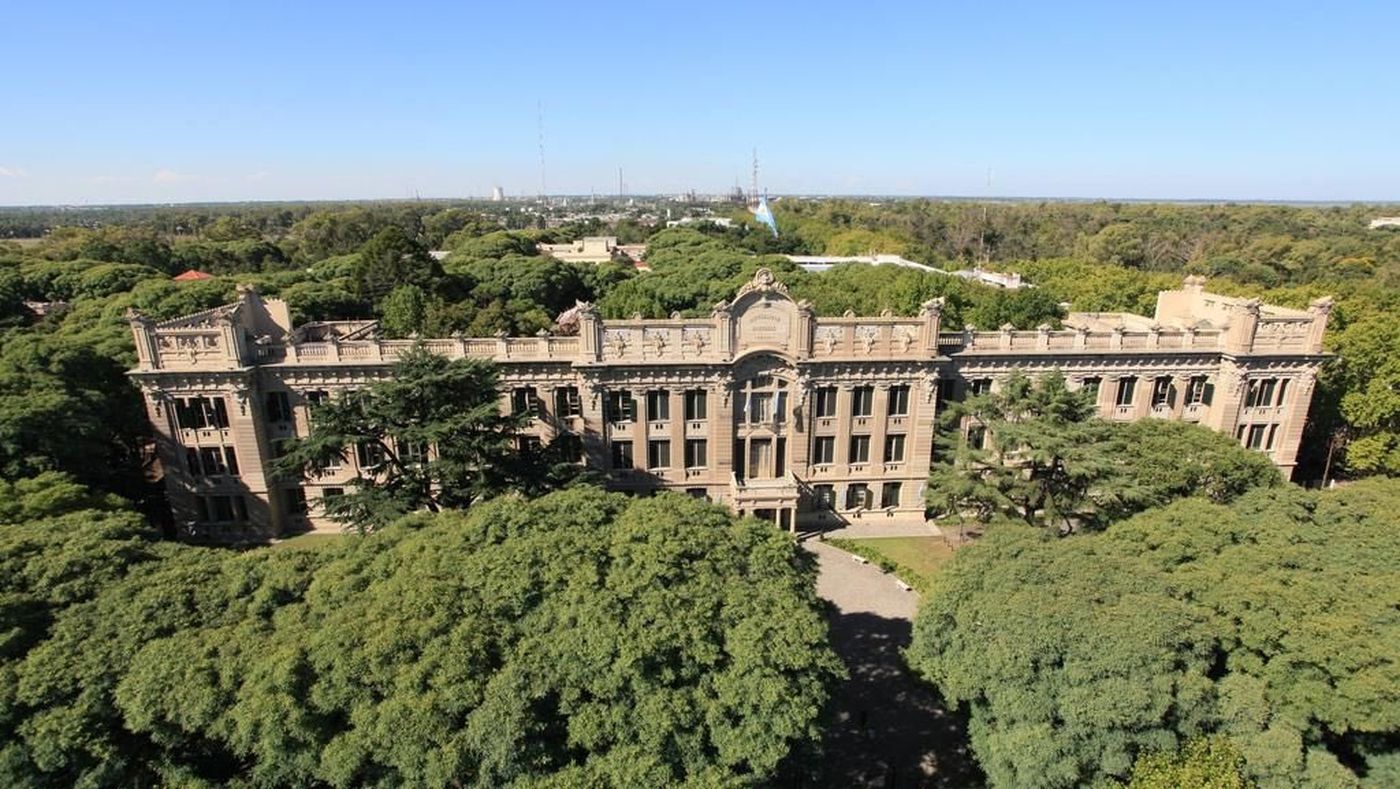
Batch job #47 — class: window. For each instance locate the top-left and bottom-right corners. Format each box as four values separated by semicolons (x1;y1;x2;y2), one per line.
813;484;835;510
1246;424;1268;450
284;487;308;516
887;385;910;417
175;396;230;430
553;433;584;463
813;436;835;465
265;391;292;423
323;487;344;500
684;389;707;421
395;439;427;465
1245;378;1278;409
748;438;773;477
848;435;871;464
881;482;902;509
748;392;773;423
1115;377;1137;407
511;387;539;417
969;378;993;397
814;387;838;418
1266;424;1278;450
194;446;238;477
647;439;671;469
606;391;636;423
356;441;387;470
1275;380;1289;407
611;440;633;469
685;439;707;469
850;386;874;417
198;494;247;523
1081;377;1102;400
1151;377;1173;408
646;390;670;422
1185;376;1210;405
554;386;582;418
845;483;871;510
967;425;988;450
518;435;542;453
685;488;708;499
884;434;906;463
935;378;957;407
315;450;343;473
305;389;329;407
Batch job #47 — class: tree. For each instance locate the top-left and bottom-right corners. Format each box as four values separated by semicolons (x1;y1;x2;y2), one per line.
350;226;440;304
927;371;1132;533
1;488;842;787
377;283;430;338
276;348;535;532
908;480;1400;788
1128;737;1250;789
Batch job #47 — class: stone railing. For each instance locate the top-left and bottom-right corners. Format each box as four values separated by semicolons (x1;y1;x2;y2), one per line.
940;328;1226;354
272;336;582;365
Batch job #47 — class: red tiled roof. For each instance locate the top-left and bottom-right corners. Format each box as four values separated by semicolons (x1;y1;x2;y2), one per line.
173;270;214;281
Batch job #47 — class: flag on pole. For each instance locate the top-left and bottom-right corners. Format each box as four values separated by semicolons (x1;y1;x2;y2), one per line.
753;194;778;237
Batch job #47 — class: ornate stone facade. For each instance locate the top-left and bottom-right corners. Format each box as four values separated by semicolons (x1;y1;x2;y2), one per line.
128;273;1332;539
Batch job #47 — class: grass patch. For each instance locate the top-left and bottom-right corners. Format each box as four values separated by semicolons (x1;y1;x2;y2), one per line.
825;536;956;592
265;532;348;552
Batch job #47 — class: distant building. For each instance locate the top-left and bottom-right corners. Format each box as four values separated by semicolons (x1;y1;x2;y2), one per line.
949;266;1028;289
667;216;734;229
538;236;646;264
1369;217;1400;229
129;273;1331;541
491;185;504;202
22;300;69;318
173;270;215;282
786;254;937;273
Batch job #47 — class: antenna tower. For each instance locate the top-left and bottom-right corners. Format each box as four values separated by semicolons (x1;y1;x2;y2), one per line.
750;148;759;205
536;100;547;201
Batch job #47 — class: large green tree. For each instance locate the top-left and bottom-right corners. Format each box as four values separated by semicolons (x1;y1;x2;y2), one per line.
1;488;842;787
908;479;1400;789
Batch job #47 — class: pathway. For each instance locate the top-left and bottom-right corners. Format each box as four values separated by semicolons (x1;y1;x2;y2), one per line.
801;539;979;788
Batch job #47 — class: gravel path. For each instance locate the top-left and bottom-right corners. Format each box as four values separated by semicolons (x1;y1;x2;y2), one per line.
801;539;980;788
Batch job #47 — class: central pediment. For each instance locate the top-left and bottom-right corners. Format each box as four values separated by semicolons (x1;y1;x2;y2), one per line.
718;268;813;358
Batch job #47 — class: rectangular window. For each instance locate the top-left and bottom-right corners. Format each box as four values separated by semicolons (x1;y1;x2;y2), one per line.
511;387;539;417
845;483;871;510
748;438;773;477
850;386;874;417
813;436;835;465
848;435;871;464
936;378;957;407
1275;380;1289;407
222;446;240;476
553;433;584;463
646;390;670;422
517;435;542;453
647;439;671;469
323;487;344;500
606;391;636;423
686;488;708;499
1266;424;1278;450
1115;377;1137;407
881;482;902;509
813;484;835;510
749;392;773;424
1151;377;1173;408
1246;424;1268;449
285;487;308;516
969;378;993;397
884;434;906;463
176;396;230;430
356;441;387;470
685;439;707;469
1185;376;1209;405
265;391;293;423
1081;377;1102;400
775;437;786;477
211;397;229;429
887;385;910;417
199;446;226;476
211;495;235;522
814;387;838;418
967;425;988;450
684;389;708;421
1245;378;1278;409
611;440;633;469
554;386;582;418
305;389;329;408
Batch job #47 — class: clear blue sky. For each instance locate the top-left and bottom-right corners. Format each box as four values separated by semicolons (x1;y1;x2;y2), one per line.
2;0;1397;205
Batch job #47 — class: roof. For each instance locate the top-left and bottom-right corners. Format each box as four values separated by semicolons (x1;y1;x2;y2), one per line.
173;270;215;281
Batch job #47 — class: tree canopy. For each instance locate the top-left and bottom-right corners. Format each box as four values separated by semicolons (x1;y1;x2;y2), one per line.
908;479;1400;788
0;487;842;787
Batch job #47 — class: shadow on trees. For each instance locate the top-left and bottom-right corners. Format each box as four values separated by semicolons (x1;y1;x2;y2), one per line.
777;610;982;789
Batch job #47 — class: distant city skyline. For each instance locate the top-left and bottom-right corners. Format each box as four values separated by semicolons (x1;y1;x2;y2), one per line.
2;0;1397;206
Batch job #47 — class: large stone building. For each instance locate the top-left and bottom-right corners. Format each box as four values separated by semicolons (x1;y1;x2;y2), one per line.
128;270;1332;539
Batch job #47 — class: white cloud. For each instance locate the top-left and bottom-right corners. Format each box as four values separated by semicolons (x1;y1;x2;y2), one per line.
0;166;25;178
152;168;194;183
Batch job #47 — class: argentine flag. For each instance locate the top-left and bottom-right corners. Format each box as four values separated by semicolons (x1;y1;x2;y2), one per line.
753;195;779;237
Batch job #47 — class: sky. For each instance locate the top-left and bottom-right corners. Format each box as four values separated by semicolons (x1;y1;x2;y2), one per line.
1;0;1397;205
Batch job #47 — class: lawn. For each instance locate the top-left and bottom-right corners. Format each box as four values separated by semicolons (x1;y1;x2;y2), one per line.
265;532;348;552
835;536;957;591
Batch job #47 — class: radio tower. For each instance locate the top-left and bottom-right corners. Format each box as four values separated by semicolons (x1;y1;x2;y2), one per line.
536;100;547;202
750;148;759;206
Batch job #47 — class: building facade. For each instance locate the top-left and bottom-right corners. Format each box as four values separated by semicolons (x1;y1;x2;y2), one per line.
128;270;1332;540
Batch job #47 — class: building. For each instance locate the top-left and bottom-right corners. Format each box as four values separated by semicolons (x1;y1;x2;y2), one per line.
1369;217;1400;229
786;254;938;273
948;266;1028;289
128;271;1332;541
491;185;504;202
538;236;647;263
